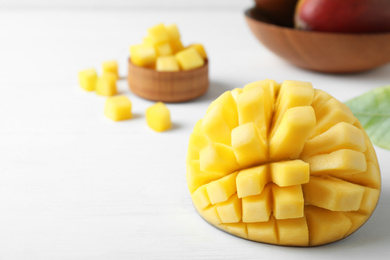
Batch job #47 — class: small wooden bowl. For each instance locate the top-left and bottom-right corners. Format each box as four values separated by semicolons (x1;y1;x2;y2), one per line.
127;59;209;102
245;7;390;73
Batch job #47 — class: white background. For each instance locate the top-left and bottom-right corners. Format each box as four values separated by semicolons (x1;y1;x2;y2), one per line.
1;0;390;259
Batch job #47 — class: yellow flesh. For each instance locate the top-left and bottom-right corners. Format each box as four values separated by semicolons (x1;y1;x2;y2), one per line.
186;80;381;246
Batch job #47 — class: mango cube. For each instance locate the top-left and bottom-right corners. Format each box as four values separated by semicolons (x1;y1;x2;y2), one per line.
303;176;365;211
242;184;272;222
130;43;156;67
166;24;181;40
186;79;381;246
146;102;171;132
231;122;268;168
175;47;205;70
96;73;117;96
199;143;238;175
78;68;97;91
270;160;310;187
147;23;170;44
188;43;207;59
216;194;242;223
236;165;268;198
156;56;180;72
206;172;238;205
102;60;119;79
272;185;304;220
104;95;132;121
154;42;173;57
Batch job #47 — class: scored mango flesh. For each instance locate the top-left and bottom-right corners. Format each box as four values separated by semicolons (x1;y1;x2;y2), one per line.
186;80;381;247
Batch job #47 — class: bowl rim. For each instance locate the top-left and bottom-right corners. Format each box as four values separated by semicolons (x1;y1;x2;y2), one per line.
245;7;390;37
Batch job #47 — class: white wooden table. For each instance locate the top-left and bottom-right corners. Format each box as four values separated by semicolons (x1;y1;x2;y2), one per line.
1;1;390;259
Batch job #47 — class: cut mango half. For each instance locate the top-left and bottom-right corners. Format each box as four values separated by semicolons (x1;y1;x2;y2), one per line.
186;79;381;246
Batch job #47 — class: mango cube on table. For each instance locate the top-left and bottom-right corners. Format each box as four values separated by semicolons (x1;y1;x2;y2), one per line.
96;73;117;96
146;102;171;132
175;47;204;70
78;68;97;91
102;60;119;79
104;95;132;121
156;56;180;72
130;43;156;67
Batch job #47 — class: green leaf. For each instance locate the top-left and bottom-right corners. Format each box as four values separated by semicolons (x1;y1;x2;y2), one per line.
345;85;390;150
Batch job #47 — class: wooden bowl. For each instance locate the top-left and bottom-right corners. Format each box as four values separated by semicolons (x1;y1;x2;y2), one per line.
127;59;209;102
245;7;390;73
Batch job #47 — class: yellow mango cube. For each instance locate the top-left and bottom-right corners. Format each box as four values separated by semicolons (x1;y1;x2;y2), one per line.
206;172;238;205
242;184;272;222
191;184;211;210
154;42;173;56
277;217;309;246
104;95;132;121
186;132;208;162
96;73;117;96
269;106;316;161
198;205;221;225
188;43;207;59
216;194;242;223
156;56;180;72
206;91;238;128
247;217;278;244
169;38;184;53
199;143;238;175
186;160;224;193
305;206;352;246
147;23;170;44
270;160;310;187
237;85;270;139
175;47;205;70
236;165;269;198
102;60;119;79
303;176;365;211
307;149;367;176
130;43;156;67
201;103;234;145
231;122;268;168
146;102;171;132
301;122;366;160
166;24;181;40
311;98;356;137
226;222;248;239
272;185;304;220
271;80;314;134
78;68;97;91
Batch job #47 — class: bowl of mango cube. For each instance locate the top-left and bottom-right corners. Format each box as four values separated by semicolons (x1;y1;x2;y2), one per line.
128;23;209;103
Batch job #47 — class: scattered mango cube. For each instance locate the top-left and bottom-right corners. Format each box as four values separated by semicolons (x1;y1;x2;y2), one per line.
96;73;117;96
78;68;97;91
104;95;132;121
146;102;171;132
175;47;204;70
102;60;119;79
156;56;180;72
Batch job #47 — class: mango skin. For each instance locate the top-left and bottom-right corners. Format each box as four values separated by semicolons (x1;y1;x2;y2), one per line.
295;0;390;33
186;80;381;247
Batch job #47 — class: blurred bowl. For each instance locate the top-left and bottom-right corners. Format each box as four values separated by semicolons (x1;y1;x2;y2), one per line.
128;59;209;103
245;7;390;73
